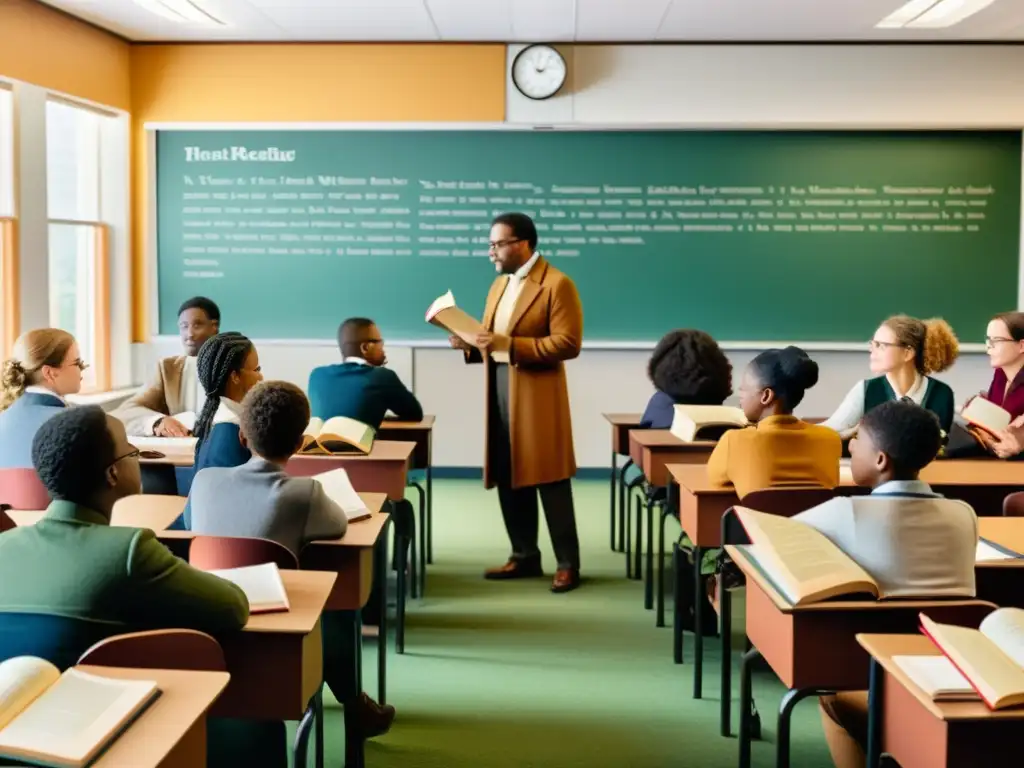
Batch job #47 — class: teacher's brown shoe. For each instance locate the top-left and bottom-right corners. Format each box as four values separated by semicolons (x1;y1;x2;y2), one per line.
551;569;580;593
484;559;543;580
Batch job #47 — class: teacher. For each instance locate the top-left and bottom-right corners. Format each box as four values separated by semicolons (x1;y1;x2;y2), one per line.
450;212;584;593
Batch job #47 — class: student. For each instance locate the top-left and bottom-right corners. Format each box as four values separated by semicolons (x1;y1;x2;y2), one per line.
188;381;396;738
308;317;423;428
0;329;83;469
706;346;840;498
822;315;959;438
966;312;1024;459
115;296;220;437
0;406;250;668
640;329;733;429
192;331;263;475
796;400;977;768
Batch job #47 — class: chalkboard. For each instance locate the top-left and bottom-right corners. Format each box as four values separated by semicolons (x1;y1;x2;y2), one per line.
156;129;1021;343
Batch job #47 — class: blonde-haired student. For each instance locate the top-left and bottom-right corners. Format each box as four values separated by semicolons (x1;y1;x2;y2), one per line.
822;315;959;439
706;346;840;498
0;328;85;469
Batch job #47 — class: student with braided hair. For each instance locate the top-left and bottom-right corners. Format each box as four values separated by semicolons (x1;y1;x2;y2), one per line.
192;331;263;476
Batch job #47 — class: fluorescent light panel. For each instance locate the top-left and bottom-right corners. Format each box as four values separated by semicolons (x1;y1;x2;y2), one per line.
876;0;998;28
132;0;225;25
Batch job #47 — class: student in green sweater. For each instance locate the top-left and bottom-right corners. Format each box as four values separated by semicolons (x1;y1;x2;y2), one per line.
822;314;959;438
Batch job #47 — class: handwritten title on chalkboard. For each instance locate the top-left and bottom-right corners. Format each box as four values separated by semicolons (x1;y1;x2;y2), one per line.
184;146;296;162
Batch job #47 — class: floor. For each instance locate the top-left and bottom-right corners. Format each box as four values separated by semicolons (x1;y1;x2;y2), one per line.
302;478;836;767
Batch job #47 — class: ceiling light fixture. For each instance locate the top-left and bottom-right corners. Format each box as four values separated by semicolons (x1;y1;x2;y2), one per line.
131;0;225;25
875;0;997;28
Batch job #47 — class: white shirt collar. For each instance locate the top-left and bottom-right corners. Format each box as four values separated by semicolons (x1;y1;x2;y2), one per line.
343;356;371;366
887;372;927;403
512;251;540;281
24;385;65;404
212;396;243;426
872;479;939;497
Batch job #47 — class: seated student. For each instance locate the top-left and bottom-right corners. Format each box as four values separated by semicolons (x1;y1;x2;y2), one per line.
822;315;959;439
964;312;1024;459
796;400;977;768
640;329;733;429
0;329;83;468
0;406;249;668
707;346;840;498
188;380;396;738
115;296;220;437
308;317;423;428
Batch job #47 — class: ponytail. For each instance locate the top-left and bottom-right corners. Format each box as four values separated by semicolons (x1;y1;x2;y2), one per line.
193;332;253;450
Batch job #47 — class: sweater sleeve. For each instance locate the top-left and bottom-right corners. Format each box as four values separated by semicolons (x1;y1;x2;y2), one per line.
381;369;424;422
820;381;866;439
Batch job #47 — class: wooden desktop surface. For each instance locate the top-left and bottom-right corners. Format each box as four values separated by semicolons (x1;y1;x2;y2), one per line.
379;416;434;469
978;517;1024;559
628;430;716;486
602;412;643;455
286;440;415;500
7;495;186;530
77;665;230;768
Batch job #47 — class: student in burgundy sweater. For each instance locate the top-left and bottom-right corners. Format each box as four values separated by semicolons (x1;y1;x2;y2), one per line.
968;312;1024;459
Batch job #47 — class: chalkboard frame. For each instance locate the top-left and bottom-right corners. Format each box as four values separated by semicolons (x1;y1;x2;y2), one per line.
147;122;1024;352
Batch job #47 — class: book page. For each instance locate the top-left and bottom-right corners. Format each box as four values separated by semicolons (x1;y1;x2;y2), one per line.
321;416;375;453
962;397;1011;435
737;507;878;604
980;607;1024;669
313;469;370;520
976;540;1018;562
424;289;456;321
922;613;1024;709
304;418;324;438
432;306;484;345
0;658;59;731
0;668;157;765
892;655;977;699
207;563;290;613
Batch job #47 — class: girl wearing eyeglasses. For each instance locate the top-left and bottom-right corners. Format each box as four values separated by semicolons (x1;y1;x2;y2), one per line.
0;328;86;469
821;315;959;439
960;313;1024;459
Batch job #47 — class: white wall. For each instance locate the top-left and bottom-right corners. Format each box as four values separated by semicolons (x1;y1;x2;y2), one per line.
137;44;1024;468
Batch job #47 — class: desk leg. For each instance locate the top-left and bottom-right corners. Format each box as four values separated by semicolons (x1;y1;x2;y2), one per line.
720;578;732;736
426;463;433;565
865;658;884;768
375;516;390;705
609;451;617;552
345;612;366;768
644;497;655;609
777;688;819;768
314;687;324;768
738;647;761;768
617;460;632;553
672;541;685;665
693;545;704;699
293;700;315;768
633;489;643;581
656;505;670;627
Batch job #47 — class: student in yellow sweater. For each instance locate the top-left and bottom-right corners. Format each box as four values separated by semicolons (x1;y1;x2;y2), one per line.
707;346;841;497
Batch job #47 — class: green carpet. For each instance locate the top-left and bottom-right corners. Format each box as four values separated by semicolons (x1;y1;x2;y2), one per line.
305;479;836;767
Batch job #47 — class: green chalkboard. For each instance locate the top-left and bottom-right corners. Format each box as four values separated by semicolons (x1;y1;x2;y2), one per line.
156;129;1021;343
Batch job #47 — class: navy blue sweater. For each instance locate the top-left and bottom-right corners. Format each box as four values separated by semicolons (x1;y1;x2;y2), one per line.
308;363;423;429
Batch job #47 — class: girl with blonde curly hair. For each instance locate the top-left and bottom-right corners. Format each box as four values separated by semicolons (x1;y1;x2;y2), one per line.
822;315;959;438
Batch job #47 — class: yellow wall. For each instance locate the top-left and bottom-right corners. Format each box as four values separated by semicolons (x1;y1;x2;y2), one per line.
129;43;506;339
0;0;130;110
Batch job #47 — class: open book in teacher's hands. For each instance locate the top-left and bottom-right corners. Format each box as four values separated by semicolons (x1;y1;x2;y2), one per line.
425;290;484;346
920;609;1024;709
301;416;375;455
0;656;160;768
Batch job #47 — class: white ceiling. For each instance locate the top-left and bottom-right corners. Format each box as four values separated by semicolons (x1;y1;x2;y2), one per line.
41;0;1024;42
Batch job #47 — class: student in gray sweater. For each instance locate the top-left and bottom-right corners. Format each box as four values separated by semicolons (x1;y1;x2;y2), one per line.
188;380;395;738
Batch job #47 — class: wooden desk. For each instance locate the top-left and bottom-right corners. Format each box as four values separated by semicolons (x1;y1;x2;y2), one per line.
134;437;196;468
286;440;415;501
859;633;1024;767
975;517;1024;609
725;544;994;768
7;495;185;530
602;413;643;554
77;665;229;768
381;416;435;592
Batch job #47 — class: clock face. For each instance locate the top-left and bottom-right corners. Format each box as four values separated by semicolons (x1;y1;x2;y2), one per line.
512;45;567;101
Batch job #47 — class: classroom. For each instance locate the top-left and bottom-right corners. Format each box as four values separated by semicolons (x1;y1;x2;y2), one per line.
2;1;1024;767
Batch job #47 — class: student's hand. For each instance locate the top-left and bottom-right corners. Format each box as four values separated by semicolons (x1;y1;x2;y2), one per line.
1011;414;1024;429
473;331;494;351
448;335;470;351
155;416;191;438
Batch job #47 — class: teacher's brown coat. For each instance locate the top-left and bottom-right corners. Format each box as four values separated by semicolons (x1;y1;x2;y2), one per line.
467;256;583;489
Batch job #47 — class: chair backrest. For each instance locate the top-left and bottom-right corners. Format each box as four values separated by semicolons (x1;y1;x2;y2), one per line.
0;505;14;533
189;535;298;571
739;486;837;517
0;613;123;671
1004;491;1024;517
78;629;226;672
0;468;49;511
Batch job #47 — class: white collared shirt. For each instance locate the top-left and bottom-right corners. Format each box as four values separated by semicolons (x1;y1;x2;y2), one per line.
24;385;65;405
211;396;243;426
822;373;929;438
491;251;540;363
343;356;371;366
182;355;205;415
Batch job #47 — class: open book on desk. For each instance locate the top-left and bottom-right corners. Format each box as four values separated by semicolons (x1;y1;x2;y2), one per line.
425;290;483;345
207;562;290;614
891;655;980;702
976;538;1024;562
301;416;375;455
0;656;159;768
669;405;748;443
921;609;1024;709
312;468;372;523
735;507;888;606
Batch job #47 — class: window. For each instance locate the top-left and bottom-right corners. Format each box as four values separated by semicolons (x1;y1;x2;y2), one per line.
46;98;110;390
0;85;14;358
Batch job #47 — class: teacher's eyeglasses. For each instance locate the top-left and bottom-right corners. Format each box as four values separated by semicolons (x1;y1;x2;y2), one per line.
986;336;1015;349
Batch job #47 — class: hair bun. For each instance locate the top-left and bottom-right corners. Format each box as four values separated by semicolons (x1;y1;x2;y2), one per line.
778;346;819;390
922;318;959;375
